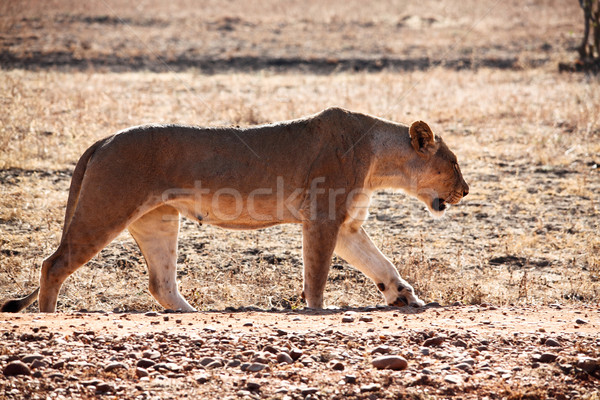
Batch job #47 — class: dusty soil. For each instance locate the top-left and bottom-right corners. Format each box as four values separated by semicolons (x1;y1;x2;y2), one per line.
1;304;599;399
0;0;583;73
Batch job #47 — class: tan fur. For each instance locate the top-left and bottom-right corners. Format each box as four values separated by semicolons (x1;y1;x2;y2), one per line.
1;107;468;313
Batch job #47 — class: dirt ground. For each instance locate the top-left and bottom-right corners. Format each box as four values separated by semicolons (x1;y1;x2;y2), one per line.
1;1;600;399
1;304;599;399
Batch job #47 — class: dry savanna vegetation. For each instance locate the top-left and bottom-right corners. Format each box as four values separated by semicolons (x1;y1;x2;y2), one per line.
0;1;599;399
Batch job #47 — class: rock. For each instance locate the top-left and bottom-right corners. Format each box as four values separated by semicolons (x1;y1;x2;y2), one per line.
105;362;127;372
444;374;463;385
135;367;149;378
341;316;354;323
332;362;345;371
425;302;442;308
537;353;558;363
196;373;209;384
144;311;159;317
136;359;156;369
371;356;408;370
575;318;588;325
3;361;31;377
359;315;373;322
289;348;303;361
344;375;357;384
52;360;65;369
154;362;183;372
455;363;473;373
544;338;561;347
360;384;381;392
48;372;64;380
199;357;216;366
420;347;430;356
142;350;161;360
227;359;242;368
576;357;600;373
451;339;468;348
263;345;279;354
21;353;44;364
96;382;115;393
205;360;223;369
370;345;391;355
31;359;48;369
242;363;267;372
423;336;446;347
301;387;319;396
246;381;261;391
276;352;293;364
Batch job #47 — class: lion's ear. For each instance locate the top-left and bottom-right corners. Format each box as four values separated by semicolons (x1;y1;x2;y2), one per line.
409;121;435;157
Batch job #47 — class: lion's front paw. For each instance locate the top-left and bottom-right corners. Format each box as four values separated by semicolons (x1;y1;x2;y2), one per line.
387;283;424;308
391;295;424;308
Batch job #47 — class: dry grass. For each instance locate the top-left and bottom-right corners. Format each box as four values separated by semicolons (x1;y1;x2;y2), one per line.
1;68;598;312
1;0;599;312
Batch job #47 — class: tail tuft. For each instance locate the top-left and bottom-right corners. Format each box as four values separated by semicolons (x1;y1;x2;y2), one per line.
0;288;40;313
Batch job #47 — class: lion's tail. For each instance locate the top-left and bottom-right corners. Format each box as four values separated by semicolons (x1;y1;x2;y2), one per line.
1;288;40;313
1;139;105;313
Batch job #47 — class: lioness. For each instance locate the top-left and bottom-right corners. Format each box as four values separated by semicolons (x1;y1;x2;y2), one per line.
1;107;468;313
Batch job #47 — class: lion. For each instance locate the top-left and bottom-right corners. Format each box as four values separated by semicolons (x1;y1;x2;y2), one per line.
1;107;468;313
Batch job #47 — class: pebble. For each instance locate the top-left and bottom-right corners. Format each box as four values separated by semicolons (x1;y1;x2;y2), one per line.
136;359;156;369
341;316;354;323
227;359;242;368
21;353;44;364
360;384;381;392
142;350;161;360
135;367;149;378
451;339;468;348
246;381;261;391
344;375;357;384
370;345;391;355
199;357;216;366
144;312;159;317
444;374;463;385
576;357;600;373
289;348;303;360
276;352;293;364
205;360;223;369
96;382;115;393
332;362;345;371
359;315;373;322
455;363;473;373
371;356;408;370
3;361;31;377
537;353;558;363
575;318;588;325
301;387;319;396
31;359;48;369
242;363;267;372
105;362;127;372
544;338;561;347
423;336;446;347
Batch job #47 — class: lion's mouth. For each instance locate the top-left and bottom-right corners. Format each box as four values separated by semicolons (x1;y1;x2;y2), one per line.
432;198;447;212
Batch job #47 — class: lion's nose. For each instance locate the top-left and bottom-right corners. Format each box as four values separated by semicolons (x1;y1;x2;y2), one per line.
463;185;469;197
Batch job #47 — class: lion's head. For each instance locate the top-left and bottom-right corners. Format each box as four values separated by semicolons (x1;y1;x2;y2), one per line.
407;121;469;217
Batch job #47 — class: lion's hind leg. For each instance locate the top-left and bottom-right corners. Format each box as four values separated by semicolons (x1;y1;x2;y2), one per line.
128;205;196;312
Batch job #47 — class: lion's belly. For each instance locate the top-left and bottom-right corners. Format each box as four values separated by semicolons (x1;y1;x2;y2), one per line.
168;191;305;230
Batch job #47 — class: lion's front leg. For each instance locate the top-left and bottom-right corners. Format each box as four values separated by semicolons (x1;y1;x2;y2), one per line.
334;224;424;307
301;221;340;309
